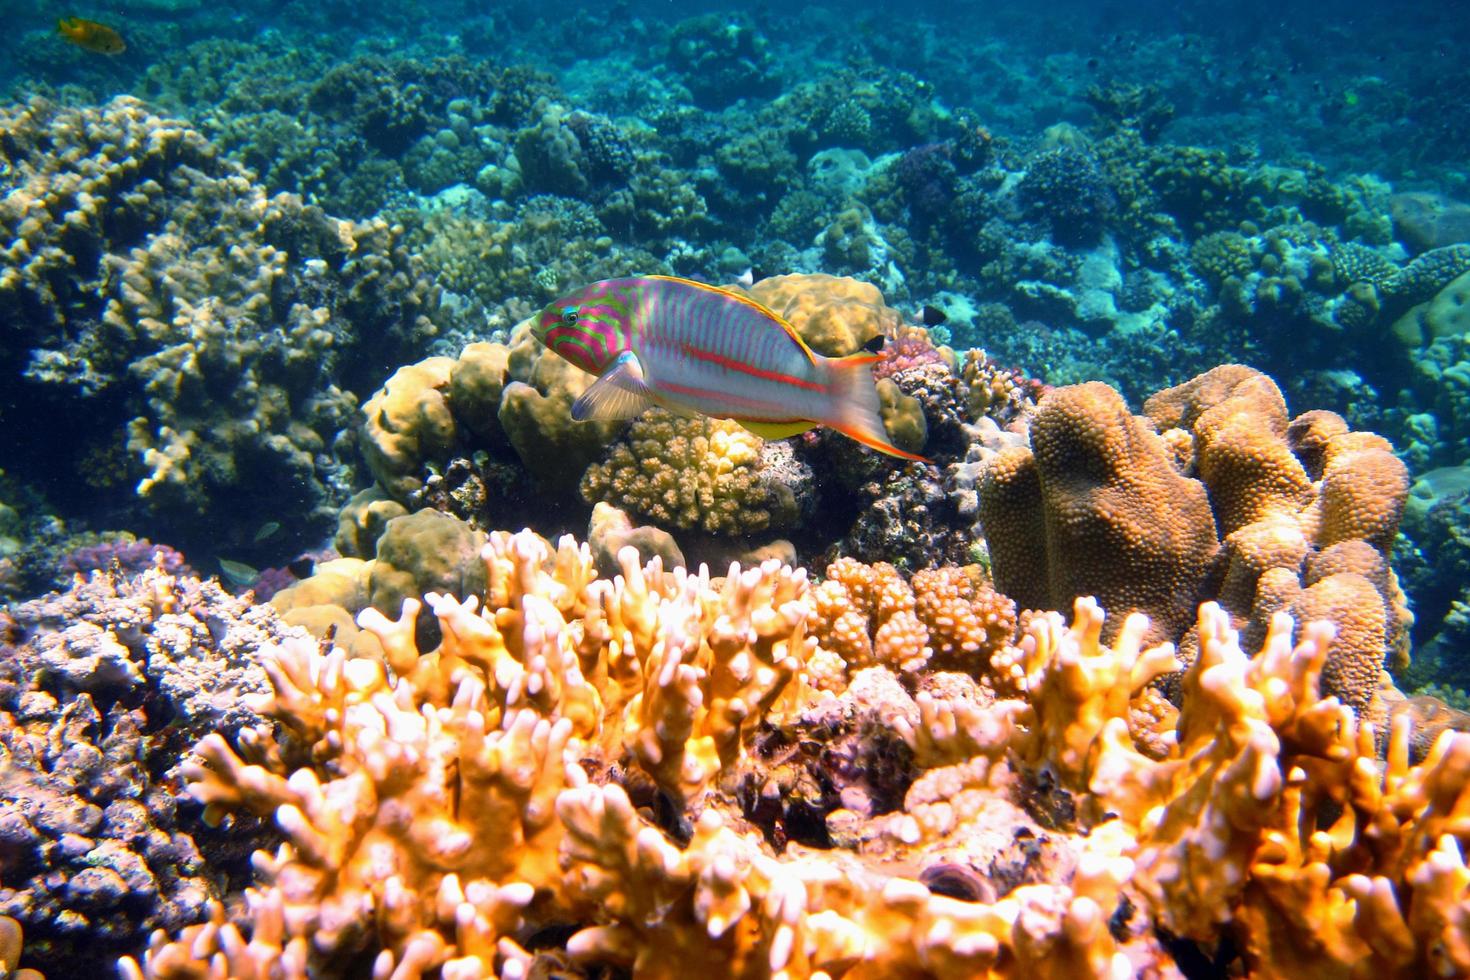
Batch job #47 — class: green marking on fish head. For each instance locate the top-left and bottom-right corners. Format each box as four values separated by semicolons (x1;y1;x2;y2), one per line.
534;279;640;376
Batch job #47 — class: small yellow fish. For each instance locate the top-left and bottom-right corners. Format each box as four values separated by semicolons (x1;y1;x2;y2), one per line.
57;16;126;55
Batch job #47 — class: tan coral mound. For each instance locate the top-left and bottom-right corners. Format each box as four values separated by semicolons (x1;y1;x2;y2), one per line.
120;531;1470;979
980;365;1411;715
745;273;903;357
980;380;1219;646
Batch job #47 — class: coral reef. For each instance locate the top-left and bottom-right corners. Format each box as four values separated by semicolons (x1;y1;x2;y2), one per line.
0;560;288;975
112;529;1470;978
1018;147;1116;247
6;8;1470;974
980;365;1410;719
0;96;444;553
746;274;902;357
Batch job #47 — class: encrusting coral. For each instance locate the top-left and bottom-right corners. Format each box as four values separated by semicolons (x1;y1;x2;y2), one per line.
116;523;1470;979
0;95;444;548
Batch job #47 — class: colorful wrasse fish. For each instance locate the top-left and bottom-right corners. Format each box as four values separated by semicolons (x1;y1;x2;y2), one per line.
57;16;126;54
532;275;927;461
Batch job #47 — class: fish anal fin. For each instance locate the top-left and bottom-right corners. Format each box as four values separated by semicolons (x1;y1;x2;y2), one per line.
828;421;931;462
738;419;818;441
571;351;654;421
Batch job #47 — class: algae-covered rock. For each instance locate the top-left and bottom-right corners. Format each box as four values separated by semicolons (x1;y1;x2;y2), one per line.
1426;269;1470;340
367;509;487;619
335;486;410;559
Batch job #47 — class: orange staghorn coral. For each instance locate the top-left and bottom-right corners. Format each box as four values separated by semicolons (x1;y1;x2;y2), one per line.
119;530;1469;979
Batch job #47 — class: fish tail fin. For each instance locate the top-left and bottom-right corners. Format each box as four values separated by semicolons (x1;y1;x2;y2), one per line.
825;354;930;462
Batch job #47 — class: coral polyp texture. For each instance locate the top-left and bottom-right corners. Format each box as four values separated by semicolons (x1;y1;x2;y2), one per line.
980;364;1411;720
110;528;1470;979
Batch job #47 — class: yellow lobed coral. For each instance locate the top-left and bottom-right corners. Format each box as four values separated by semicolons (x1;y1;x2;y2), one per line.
359;357;459;501
981;379;1220;646
981;365;1411;716
580;408;778;535
744;273;903;357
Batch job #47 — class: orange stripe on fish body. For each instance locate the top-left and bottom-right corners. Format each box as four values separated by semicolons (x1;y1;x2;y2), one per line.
533;275;928;461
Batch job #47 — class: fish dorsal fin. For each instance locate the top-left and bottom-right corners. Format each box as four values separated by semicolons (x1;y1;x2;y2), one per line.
738;419;818;441
645;274;820;367
571;351;654;421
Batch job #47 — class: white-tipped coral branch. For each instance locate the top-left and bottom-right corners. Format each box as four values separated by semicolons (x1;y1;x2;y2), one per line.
123;539;1470;978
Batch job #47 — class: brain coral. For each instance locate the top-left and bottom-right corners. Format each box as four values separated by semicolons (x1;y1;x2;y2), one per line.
981;365;1410;716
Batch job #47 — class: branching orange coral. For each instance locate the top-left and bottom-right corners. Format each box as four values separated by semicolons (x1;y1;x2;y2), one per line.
121;532;1468;980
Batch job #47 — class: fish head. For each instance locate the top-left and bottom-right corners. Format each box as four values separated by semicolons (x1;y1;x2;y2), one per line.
532;279;637;376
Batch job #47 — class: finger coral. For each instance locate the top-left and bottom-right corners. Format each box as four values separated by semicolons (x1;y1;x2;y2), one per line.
117;533;1470;977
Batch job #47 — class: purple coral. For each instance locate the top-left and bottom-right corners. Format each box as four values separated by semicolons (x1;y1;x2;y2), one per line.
895;143;958;226
59;539;192;580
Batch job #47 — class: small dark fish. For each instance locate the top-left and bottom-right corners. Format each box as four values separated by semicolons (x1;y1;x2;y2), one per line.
57;16;126;55
920;304;949;327
286;556;316;579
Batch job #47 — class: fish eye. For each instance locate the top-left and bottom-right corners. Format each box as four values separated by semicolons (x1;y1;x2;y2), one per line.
563;306;579;324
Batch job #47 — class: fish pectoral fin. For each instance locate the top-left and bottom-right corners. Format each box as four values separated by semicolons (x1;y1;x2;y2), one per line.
737;419;818;441
571;351;654;421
